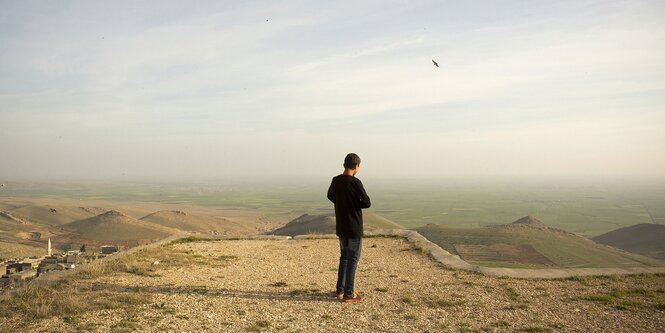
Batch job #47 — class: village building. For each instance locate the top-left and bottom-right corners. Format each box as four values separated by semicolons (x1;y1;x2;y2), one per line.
1;241;120;290
101;245;119;255
37;261;66;274
37;255;62;274
6;261;23;274
21;258;42;270
66;251;77;263
1;269;38;288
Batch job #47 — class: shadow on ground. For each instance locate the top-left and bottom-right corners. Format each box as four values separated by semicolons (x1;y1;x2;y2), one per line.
86;282;338;303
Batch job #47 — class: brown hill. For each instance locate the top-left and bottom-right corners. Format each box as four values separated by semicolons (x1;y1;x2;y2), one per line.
6;204;105;226
416;217;665;269
140;210;255;235
512;215;547;227
59;210;179;242
592;223;665;260
501;215;578;237
0;211;50;258
269;212;403;236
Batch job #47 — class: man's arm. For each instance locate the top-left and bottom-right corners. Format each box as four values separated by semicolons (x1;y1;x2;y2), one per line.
327;177;336;203
355;179;371;209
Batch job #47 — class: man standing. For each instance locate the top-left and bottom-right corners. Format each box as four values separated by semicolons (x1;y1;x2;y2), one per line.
327;153;371;303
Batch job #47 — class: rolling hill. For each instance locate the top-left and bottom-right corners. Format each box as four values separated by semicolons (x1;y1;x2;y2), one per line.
140;210;239;234
0;211;50;258
5;204;105;226
269;212;403;236
0;197;279;257
58;210;179;242
592;223;665;260
415;216;665;268
141;210;228;232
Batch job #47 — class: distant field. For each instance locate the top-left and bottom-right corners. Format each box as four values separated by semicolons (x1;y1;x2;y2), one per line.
416;224;665;269
1;179;663;236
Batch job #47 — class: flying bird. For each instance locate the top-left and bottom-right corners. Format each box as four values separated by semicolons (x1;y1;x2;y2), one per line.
432;59;439;67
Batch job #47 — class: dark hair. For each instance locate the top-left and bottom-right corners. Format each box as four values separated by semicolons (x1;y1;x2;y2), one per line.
343;153;361;169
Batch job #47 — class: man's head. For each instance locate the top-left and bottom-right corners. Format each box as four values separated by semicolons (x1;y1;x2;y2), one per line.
343;153;361;175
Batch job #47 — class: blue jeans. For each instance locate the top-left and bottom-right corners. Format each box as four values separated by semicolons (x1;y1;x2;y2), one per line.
336;237;362;297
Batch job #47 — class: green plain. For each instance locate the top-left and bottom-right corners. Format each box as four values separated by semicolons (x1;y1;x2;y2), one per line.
1;179;663;237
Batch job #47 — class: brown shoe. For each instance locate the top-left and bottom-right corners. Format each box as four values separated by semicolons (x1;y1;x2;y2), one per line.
334;290;359;300
341;294;365;303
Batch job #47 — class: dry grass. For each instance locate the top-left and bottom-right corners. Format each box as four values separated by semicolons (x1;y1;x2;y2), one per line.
423;296;465;308
0;281;150;320
0;237;232;325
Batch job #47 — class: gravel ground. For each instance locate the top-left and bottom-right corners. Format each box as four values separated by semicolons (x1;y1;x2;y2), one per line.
13;237;665;332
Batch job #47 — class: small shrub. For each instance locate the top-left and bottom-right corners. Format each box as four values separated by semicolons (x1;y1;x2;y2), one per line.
518;327;552;333
374;287;388;292
169;236;216;245
505;286;520;301
610;288;625;298
614;300;641;311
401;296;414;305
505;302;530;310
404;314;417;320
62;315;80;325
582;294;613;303
614;304;629;311
105;293;151;306
567;275;592;286
217;255;239;262
246;320;272;332
125;265;158;277
628;288;650;296
269;281;288;287
655;302;665;310
413;245;426;253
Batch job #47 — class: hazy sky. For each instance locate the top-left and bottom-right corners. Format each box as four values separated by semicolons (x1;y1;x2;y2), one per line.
1;0;664;182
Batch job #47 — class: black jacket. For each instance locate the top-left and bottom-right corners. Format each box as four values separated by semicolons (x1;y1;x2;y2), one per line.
327;175;371;238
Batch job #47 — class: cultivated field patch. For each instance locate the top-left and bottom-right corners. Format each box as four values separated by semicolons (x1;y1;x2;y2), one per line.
455;243;555;266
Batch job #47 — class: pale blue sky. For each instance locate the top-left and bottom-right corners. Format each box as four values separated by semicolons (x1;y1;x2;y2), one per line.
1;0;664;181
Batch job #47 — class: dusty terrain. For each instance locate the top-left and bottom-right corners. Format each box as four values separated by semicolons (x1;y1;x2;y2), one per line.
0;197;286;257
2;236;664;333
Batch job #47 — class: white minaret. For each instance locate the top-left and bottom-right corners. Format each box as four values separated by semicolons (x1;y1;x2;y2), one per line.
48;238;52;257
